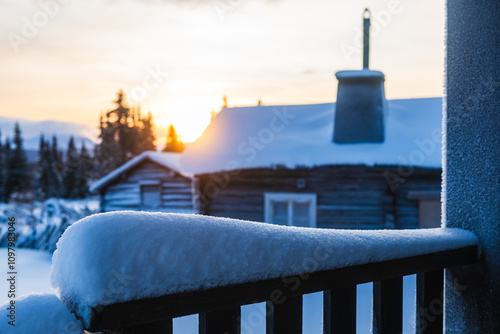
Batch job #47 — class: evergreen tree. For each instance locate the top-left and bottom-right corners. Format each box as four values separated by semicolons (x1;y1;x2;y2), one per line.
50;135;63;197
35;134;51;200
162;124;185;152
95;112;119;176
2;139;13;202
95;90;158;177
0;131;4;201
62;137;78;198
139;111;156;152
109;90;138;164
74;142;93;198
9;123;29;197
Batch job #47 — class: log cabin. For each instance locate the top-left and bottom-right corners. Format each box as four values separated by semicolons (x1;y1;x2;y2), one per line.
90;151;194;214
179;96;442;230
91;92;442;229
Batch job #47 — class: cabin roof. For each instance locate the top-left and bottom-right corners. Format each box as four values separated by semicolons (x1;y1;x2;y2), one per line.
178;97;443;174
90;151;188;192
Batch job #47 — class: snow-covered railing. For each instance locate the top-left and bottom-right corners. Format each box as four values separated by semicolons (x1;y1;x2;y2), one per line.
51;212;480;334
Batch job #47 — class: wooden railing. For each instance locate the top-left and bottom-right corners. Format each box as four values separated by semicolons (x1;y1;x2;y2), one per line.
84;242;479;334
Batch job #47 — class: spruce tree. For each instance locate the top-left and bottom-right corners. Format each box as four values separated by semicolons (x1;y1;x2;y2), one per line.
95;112;119;177
74;142;93;198
3;139;13;202
140;111;156;152
49;135;63;197
62;137;78;198
162;124;185;152
0;132;4;201
35;134;51;200
9;123;29;197
95;90;158;177
109;90;136;165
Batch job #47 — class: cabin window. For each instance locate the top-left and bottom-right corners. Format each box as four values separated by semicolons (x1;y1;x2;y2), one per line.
407;191;441;228
264;193;317;227
141;185;161;209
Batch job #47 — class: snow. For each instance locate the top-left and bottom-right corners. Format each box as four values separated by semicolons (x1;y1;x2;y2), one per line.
335;69;385;79
89;151;187;192
179;98;442;174
0;198;99;251
0;294;84;334
50;211;478;327
0;249;56;299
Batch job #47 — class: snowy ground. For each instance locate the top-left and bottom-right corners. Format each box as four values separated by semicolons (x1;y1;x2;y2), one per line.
0;248;417;333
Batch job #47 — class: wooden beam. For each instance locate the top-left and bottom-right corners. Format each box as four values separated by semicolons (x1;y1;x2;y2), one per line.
323;286;356;334
416;270;443;334
266;295;302;334
199;307;241;334
118;318;172;334
86;245;478;332
373;277;403;334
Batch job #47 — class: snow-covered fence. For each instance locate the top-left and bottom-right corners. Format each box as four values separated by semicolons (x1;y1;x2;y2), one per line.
0;198;98;252
50;212;480;333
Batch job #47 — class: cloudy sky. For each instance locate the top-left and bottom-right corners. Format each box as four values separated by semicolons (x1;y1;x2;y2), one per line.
0;0;445;142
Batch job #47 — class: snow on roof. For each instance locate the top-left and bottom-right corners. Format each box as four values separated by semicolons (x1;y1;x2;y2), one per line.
89;151;187;192
179;98;443;174
335;69;385;79
0;294;84;333
51;212;478;327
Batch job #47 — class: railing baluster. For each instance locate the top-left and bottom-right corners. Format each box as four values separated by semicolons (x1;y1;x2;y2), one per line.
199;307;241;334
372;277;402;334
416;270;443;334
323;286;357;334
120;319;173;334
266;295;302;334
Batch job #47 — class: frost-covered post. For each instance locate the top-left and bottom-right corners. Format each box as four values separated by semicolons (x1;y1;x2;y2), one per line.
444;0;500;332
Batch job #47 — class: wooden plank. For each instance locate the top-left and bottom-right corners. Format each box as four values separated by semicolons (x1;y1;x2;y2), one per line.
372;277;403;334
103;205;140;212
266;295;302;334
105;199;141;206
199;307;241;334
323;286;356;334
118;318;172;334
161;196;193;202
85;245;478;332
416;270;443;334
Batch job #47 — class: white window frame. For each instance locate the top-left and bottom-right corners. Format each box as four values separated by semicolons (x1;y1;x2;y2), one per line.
264;193;317;227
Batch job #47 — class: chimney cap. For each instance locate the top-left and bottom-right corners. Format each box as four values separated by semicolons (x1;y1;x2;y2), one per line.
335;69;384;80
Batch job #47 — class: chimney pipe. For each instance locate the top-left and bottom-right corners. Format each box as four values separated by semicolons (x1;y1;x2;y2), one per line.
333;8;386;144
363;9;371;69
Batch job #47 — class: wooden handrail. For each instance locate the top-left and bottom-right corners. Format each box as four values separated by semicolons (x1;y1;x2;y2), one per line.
86;244;479;333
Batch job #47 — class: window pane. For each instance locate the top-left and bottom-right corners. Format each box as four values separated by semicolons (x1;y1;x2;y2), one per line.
141;185;161;208
293;201;310;227
272;201;288;225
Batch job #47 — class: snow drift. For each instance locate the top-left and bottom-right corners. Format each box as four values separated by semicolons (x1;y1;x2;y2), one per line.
0;294;84;334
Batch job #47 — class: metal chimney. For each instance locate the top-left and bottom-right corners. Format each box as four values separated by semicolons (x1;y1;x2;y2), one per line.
333;9;386;144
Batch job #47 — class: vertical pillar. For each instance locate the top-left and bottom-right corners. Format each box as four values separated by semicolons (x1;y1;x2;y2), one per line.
444;0;500;332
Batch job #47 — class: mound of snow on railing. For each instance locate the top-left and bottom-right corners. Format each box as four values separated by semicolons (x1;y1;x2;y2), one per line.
0;294;84;333
51;211;479;327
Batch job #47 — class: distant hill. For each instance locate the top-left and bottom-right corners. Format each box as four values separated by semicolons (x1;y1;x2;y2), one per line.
0;117;99;162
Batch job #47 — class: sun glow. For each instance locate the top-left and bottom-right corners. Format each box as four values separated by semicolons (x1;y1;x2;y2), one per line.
153;96;221;144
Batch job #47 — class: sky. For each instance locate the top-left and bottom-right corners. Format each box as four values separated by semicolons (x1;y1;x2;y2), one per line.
0;0;445;143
